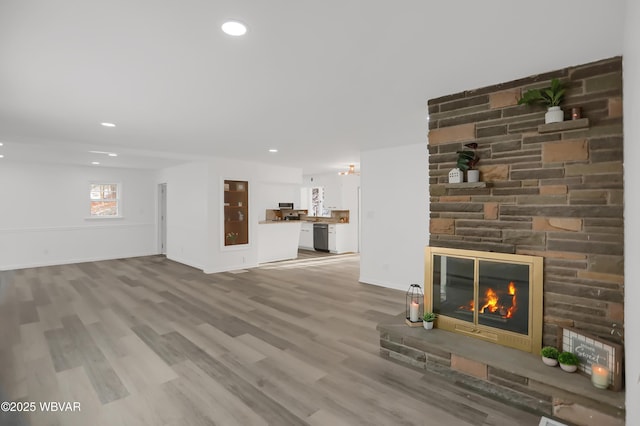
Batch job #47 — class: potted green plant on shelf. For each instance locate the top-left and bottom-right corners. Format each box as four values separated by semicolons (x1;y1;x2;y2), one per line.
540;346;559;367
226;232;239;245
456;142;480;183
517;78;566;124
558;351;580;372
423;312;437;330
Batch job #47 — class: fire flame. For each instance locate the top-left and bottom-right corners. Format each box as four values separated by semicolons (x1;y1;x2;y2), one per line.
479;288;499;314
505;281;517;318
459;281;518;319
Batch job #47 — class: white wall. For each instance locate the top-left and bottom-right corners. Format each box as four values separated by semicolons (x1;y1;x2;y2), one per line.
0;162;157;270
359;143;429;290
623;0;639;423
157;162;209;270
301;173;360;211
301;172;361;251
157;158;302;273
206;158;302;272
253;182;301;220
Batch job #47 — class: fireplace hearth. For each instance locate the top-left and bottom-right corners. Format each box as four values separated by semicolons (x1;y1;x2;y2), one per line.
425;247;543;353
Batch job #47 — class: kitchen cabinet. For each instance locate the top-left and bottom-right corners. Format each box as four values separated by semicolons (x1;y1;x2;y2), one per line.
299;222;314;249
326;223;357;253
328;224;337;252
298;221;357;254
224;180;248;246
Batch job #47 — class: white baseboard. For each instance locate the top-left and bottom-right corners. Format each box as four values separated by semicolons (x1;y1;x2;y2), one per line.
0;251;159;271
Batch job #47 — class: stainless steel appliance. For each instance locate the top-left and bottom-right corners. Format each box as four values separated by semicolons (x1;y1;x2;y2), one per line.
313;223;329;252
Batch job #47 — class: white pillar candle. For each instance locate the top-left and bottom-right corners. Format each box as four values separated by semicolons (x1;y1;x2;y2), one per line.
409;300;419;322
591;364;610;389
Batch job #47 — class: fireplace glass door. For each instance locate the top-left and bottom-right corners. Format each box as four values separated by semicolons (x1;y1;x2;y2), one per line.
477;260;529;335
432;255;475;322
425;247;543;354
431;255;531;336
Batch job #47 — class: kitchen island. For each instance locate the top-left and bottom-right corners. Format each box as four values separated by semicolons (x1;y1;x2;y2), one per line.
257;220;302;263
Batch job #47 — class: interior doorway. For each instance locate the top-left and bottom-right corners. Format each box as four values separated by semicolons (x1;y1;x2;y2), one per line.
158;183;167;254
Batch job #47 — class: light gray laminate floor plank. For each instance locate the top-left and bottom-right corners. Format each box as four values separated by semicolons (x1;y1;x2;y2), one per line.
0;255;541;425
59;314;130;404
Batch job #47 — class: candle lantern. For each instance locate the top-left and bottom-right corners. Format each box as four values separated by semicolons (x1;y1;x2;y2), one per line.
591;364;611;389
405;284;424;327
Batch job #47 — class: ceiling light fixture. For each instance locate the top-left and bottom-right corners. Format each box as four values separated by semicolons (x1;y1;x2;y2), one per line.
338;164;360;176
0;155;4;159
222;20;247;36
91;161;100;165
89;150;118;157
269;149;278;153
101;122;116;128
0;142;3;146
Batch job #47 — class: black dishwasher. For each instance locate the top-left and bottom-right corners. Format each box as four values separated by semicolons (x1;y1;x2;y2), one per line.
313;223;329;252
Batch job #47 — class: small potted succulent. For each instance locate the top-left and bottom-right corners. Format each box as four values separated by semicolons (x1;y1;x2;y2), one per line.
517;78;566;124
423;312;437;330
540;346;559;367
226;231;239;245
558;351;580;372
456;142;480;182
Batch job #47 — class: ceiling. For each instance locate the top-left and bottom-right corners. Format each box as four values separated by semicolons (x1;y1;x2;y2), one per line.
0;1;625;175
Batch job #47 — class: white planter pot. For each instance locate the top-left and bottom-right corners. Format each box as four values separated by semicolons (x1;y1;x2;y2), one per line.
560;363;577;373
542;356;558;367
423;321;434;330
467;169;480;183
545;106;564;124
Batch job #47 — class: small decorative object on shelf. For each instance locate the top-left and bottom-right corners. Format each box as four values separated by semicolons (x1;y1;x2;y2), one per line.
571;107;582;120
559;326;623;390
226;232;239;244
448;168;462;184
405;284;424;327
591;364;611;389
558;351;579;372
540;346;559;367
423;312;436;330
518;78;566;124
456;142;480;182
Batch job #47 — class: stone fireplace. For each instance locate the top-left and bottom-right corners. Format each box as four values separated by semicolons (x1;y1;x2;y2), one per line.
427;56;624;349
425;247;543;353
377;56;626;425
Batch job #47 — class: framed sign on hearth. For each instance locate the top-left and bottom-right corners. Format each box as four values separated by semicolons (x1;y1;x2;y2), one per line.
558;327;623;391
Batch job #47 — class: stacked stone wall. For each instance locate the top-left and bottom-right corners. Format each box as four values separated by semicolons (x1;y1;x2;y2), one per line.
427;57;624;345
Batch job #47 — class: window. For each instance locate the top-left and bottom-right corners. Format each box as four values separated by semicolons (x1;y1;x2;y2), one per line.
90;183;120;217
310;186;325;216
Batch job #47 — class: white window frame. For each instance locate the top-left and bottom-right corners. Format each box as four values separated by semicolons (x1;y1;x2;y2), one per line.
310;186;325;217
87;182;122;219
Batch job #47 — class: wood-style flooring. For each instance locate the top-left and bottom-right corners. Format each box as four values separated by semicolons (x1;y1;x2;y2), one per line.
0;255;540;426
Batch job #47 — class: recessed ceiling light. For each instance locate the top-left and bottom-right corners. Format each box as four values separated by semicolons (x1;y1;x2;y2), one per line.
89;150;118;157
101;122;116;128
0;154;4;159
0;142;3;146
269;149;278;153
222;21;247;36
91;161;100;165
